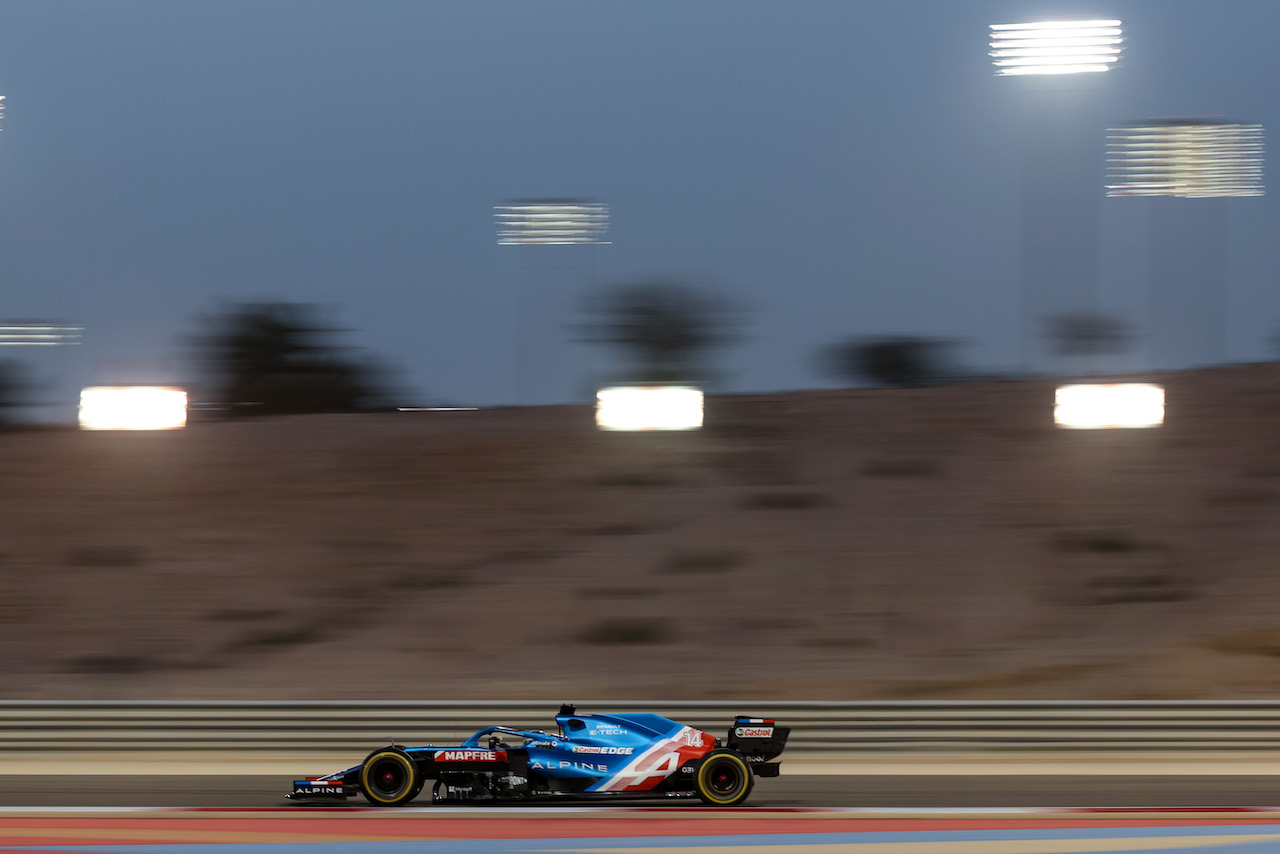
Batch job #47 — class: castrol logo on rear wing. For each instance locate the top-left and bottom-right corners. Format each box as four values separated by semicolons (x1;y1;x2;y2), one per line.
735;726;774;738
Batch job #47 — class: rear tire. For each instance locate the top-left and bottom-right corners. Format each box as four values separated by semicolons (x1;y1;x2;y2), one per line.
360;748;421;806
694;749;753;806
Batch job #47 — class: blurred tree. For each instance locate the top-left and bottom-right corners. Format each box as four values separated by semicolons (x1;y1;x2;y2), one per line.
190;302;392;416
0;360;25;430
1268;324;1280;360
1045;312;1133;357
817;337;956;388
579;281;740;383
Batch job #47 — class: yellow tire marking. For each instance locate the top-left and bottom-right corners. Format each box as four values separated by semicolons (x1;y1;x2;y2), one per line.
361;751;416;804
697;755;750;805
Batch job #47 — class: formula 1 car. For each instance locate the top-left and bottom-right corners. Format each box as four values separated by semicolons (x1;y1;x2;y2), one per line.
288;704;788;807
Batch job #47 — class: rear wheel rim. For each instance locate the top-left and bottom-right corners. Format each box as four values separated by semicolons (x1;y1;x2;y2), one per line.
704;758;746;800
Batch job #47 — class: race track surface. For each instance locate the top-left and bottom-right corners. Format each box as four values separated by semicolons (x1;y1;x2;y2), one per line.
5;806;1280;853
5;775;1280;808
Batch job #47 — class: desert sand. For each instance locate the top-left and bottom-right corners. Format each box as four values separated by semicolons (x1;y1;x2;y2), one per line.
4;365;1280;701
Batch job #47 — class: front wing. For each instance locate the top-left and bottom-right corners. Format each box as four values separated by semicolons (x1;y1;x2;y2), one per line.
289;777;357;800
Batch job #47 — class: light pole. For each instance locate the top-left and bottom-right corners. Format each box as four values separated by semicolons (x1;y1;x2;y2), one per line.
495;199;609;405
1107;120;1264;369
991;19;1123;375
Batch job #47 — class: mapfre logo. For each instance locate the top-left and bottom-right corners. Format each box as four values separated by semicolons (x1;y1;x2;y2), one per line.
735;726;774;738
435;750;505;762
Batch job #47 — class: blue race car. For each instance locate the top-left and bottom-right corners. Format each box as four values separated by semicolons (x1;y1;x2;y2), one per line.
288;704;788;807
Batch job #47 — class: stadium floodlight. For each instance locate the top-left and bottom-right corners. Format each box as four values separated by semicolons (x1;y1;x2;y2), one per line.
1055;383;1164;429
596;386;703;431
79;387;187;431
990;19;1123;76
0;321;83;346
1107;120;1264;198
495;199;609;245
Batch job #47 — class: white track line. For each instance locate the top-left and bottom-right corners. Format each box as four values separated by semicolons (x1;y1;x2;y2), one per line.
3;806;1280;816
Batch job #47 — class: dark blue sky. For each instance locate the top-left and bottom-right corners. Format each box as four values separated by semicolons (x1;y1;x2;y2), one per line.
1;1;1277;409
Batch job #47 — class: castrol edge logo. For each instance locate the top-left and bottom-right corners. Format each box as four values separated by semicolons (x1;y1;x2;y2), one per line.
735;726;774;738
435;749;506;762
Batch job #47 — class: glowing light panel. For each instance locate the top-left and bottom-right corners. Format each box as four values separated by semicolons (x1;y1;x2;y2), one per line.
1055;383;1164;429
990;19;1123;76
495;199;609;245
79;387;188;431
1107;121;1265;198
0;321;83;346
596;386;703;431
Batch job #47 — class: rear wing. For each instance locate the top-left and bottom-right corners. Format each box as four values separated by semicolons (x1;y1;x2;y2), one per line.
726;716;789;762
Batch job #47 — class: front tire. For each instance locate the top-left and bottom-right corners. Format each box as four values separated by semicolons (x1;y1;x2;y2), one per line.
694;749;753;806
360;748;421;806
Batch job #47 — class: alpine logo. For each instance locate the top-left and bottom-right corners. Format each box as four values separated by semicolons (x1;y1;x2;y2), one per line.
736;726;774;738
435;750;506;762
530;760;610;772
